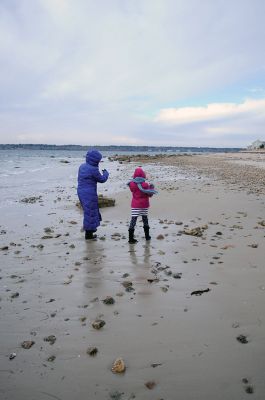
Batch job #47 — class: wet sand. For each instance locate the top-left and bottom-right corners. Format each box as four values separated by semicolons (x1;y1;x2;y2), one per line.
1;153;265;399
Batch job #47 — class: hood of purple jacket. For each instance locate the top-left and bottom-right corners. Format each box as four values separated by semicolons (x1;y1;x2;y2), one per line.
86;150;102;166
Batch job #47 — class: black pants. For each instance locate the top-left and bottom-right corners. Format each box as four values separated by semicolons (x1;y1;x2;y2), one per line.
129;215;149;230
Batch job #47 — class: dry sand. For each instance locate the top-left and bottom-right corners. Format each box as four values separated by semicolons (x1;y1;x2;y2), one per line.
1;153;265;399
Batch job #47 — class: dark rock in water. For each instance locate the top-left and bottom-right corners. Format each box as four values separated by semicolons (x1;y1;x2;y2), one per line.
102;296;115;305
237;334;248;344
191;288;210;296
87;347;98;356
92;319;105;330
1;246;9;251
44;335;56;345
60;160;70;163
156;234;164;240
216;231;223;235
122;273;129;278
21;340;35;349
9;352;17;360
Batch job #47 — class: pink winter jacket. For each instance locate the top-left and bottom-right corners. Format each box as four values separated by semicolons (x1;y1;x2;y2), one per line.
129;167;154;209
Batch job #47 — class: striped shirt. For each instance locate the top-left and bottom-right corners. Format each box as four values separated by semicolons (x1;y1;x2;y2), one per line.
131;208;148;216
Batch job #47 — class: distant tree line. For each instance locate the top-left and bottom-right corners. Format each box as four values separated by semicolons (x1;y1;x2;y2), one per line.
0;144;241;152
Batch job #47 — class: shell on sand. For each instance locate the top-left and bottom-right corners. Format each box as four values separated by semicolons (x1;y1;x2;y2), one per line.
111;358;126;373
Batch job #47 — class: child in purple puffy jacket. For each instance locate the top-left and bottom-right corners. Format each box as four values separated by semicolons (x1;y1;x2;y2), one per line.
127;167;157;244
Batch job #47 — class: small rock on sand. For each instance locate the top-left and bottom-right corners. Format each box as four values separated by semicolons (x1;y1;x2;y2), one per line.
111;358;126;373
237;334;248;344
145;381;156;390
44;335;57;345
21;340;35;349
92;319;105;330
102;296;115;305
87;347;98;356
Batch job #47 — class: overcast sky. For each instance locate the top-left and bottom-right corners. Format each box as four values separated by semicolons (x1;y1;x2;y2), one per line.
0;0;265;147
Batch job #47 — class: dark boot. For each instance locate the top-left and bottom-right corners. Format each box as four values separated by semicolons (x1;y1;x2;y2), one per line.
144;226;151;241
128;229;138;244
85;230;97;240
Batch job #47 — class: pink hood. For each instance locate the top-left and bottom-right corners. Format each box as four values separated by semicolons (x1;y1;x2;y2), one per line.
133;167;146;179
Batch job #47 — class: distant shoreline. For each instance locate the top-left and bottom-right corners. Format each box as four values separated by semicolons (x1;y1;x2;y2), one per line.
0;143;243;153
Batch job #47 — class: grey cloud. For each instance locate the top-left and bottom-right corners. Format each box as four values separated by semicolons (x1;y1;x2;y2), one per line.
0;0;265;145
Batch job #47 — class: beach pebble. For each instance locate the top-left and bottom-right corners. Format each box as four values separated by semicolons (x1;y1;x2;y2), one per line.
9;352;17;360
102;296;115;305
21;340;35;349
87;347;98;356
10;292;19;299
145;381;156;390
111;358;126;373
237;334;248;344
44;335;56;345
47;355;56;362
1;246;9;251
109;391;124;400
92;319;105;330
122;281;133;289
245;385;254;394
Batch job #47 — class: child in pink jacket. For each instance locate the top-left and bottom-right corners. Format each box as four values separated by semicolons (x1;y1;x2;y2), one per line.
127;167;157;244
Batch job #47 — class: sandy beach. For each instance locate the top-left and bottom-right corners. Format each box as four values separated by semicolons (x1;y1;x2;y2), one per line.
1;152;265;399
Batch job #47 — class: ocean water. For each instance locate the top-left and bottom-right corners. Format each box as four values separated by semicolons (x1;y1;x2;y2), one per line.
0;148;208;210
0;150;118;209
